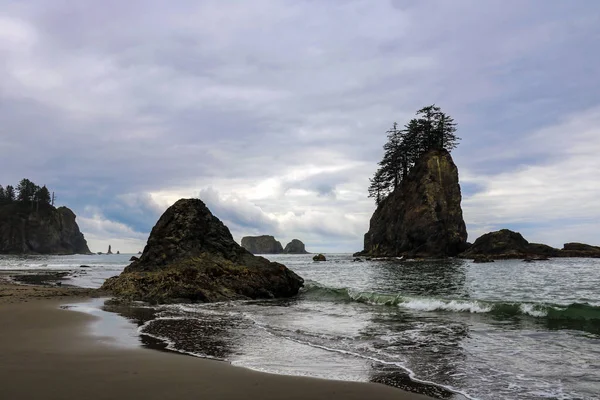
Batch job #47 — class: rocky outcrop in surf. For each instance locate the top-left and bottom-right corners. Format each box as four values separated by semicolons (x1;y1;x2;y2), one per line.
459;229;557;260
559;243;600;258
460;230;600;259
284;239;309;254
241;235;284;254
0;202;90;255
102;198;304;303
362;149;468;258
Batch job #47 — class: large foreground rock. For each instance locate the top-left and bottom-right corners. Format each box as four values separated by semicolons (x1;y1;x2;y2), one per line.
102;199;303;303
459;229;559;259
241;235;284;254
363;149;468;258
284;239;309;254
0;202;90;254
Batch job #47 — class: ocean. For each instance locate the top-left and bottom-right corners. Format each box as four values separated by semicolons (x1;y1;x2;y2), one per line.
2;253;599;399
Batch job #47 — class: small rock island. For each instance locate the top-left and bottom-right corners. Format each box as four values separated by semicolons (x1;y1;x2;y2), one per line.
102;199;304;303
241;235;284;254
283;239;309;254
241;236;310;254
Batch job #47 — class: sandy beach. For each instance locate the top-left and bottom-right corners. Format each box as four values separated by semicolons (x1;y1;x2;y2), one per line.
0;281;433;400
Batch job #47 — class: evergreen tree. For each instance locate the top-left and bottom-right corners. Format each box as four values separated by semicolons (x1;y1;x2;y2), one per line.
5;185;16;202
434;111;459;150
379;122;403;191
35;185;51;204
368;168;388;205
368;105;460;204
17;179;38;202
0;185;4;203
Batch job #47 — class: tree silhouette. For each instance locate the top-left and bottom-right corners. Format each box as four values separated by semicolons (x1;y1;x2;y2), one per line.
368;105;460;204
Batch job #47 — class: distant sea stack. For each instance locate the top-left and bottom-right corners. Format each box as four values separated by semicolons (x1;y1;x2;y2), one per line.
102;199;304;303
284;239;309;254
0;202;90;255
363;149;468;258
107;245;113;255
241;235;284;254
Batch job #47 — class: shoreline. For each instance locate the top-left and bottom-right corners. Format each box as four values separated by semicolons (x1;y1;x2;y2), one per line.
0;281;434;400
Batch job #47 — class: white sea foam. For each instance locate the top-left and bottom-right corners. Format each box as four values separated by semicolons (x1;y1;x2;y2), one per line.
399;299;493;313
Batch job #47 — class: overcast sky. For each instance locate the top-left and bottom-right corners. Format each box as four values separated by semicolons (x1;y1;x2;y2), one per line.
1;0;599;253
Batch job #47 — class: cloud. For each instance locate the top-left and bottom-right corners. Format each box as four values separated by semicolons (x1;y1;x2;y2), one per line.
462;106;600;246
1;0;599;251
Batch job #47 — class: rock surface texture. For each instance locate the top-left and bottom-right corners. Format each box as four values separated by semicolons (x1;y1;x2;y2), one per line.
102;199;304;303
363;149;468;258
0;203;90;254
241;235;284;254
284;239;309;254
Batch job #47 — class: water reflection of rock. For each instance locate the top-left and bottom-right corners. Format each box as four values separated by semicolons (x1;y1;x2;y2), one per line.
370;259;469;298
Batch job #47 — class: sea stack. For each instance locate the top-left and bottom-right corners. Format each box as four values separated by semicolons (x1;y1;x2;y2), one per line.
102;199;304;303
241;235;284;254
0;202;90;254
363;149;468;258
284;239;309;254
107;245;113;255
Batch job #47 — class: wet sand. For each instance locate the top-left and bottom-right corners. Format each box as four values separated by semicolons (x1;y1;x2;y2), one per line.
0;282;433;400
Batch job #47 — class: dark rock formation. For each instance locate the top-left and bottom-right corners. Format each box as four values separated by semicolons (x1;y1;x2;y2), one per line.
107;245;113;255
102;199;303;303
0;202;90;255
363;149;468;258
241;235;284;254
116;250;120;255
459;229;559;259
129;256;139;262
473;256;494;263
559;243;600;258
284;239;309;254
313;254;326;262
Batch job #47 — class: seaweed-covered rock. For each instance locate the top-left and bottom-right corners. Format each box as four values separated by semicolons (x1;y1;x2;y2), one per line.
102;199;303;303
363;149;468;258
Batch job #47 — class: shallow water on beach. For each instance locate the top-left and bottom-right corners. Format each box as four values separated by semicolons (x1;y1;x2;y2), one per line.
3;254;600;399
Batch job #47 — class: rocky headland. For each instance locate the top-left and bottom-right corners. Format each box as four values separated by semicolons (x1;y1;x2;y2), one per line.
102;199;304;303
241;235;284;254
0;202;90;254
362;149;468;258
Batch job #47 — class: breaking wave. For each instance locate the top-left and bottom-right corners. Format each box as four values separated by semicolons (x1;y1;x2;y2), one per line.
301;282;600;322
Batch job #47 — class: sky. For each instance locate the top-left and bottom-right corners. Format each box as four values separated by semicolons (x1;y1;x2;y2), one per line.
1;0;599;253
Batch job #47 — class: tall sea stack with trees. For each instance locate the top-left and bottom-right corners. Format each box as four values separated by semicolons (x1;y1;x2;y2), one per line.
362;105;468;258
0;179;90;254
